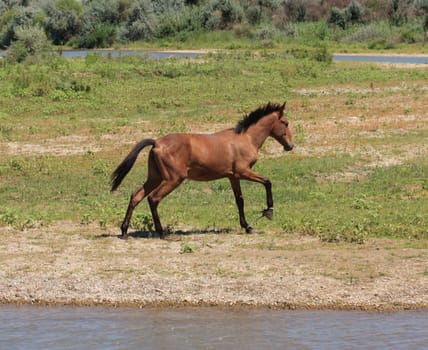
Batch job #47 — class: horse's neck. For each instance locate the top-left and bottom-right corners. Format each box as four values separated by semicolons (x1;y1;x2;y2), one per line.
246;116;273;149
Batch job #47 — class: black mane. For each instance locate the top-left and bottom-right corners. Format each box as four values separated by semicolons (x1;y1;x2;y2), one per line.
234;102;284;134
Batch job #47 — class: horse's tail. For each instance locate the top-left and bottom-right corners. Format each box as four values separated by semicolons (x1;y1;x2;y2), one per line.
111;139;156;192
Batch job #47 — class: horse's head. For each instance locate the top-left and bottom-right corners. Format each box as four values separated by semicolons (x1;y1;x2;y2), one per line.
270;102;294;151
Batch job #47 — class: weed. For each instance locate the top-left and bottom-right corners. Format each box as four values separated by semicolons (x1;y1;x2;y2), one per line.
1;210;18;226
93;160;110;176
294;123;305;143
131;213;154;232
180;241;196;254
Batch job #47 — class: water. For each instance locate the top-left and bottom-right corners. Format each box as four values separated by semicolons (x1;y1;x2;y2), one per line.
0;306;427;350
333;54;428;64
59;49;204;59
1;49;427;64
0;50;203;59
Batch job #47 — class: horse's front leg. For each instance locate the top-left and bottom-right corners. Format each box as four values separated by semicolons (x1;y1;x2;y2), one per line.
229;178;253;233
261;179;274;220
241;170;274;221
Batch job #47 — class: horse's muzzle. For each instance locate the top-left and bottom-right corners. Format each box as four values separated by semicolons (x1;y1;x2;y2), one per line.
284;143;294;151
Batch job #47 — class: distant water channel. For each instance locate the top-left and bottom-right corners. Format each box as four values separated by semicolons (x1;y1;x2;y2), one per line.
1;49;427;64
1;306;427;350
333;54;428;64
60;49;204;59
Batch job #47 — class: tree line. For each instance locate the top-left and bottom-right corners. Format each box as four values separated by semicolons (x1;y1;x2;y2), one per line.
1;0;427;59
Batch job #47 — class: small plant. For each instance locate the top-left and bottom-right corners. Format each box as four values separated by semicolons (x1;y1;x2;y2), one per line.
1;210;18;226
180;241;196;254
131;213;154;232
294;123;305;143
80;213;93;225
93;160;110;176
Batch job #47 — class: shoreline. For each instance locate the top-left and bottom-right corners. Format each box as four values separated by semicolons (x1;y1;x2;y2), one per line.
1;224;427;313
1;299;427;312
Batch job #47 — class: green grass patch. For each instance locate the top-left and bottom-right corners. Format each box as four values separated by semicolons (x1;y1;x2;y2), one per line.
1;52;427;242
1;151;426;241
1;53;426;142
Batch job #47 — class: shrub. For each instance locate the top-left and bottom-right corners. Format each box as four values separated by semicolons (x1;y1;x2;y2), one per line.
343;22;389;43
6;24;49;62
388;0;409;26
400;22;422;42
255;25;278;47
43;0;83;45
151;0;185;15
77;22;116;48
312;45;332;63
414;0;428;40
328;6;348;29
156;5;199;38
246;5;262;25
280;0;307;22
328;1;365;30
346;0;365;24
6;39;28;62
201;0;244;30
120;0;157;42
75;0;125;47
0;5;45;49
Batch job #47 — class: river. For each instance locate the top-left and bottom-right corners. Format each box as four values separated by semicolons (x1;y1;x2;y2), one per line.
333;54;428;64
0;306;427;349
1;49;427;64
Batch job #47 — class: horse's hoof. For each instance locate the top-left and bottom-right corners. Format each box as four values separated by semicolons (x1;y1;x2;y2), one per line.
245;226;254;234
119;233;128;240
262;208;274;220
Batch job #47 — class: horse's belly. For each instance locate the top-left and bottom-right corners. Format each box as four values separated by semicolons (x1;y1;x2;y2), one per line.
187;165;228;181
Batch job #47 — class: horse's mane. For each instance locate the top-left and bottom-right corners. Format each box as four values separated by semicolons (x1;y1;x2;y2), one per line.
234;102;284;134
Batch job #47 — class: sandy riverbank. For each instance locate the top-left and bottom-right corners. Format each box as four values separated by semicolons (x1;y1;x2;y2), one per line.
1;223;427;311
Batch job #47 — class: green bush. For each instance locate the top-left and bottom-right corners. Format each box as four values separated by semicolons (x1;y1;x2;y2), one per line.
6;24;49;62
0;5;45;49
201;0;244;30
6;39;28;62
120;0;157;42
346;0;365;24
343;22;389;43
328;7;348;29
43;0;83;45
83;23;116;48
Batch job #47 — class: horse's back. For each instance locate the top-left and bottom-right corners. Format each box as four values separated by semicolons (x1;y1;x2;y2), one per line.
154;131;236;180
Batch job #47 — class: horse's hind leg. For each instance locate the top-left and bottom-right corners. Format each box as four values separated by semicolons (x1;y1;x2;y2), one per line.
229;178;253;233
148;179;183;238
120;177;160;238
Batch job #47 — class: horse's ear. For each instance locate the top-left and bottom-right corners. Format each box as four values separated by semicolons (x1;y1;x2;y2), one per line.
279;101;286;117
281;101;286;110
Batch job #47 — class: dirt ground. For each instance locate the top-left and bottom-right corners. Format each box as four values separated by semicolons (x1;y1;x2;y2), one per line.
0;223;427;311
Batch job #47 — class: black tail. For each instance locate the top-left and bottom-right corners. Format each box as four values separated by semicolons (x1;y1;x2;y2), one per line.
111;139;156;192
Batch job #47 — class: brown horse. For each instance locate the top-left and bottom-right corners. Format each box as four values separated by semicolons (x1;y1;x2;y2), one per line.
111;102;293;238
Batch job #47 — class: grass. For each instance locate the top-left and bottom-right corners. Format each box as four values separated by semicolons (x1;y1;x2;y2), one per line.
0;49;427;242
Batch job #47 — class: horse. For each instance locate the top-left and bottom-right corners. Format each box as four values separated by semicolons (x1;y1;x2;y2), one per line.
111;102;293;238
